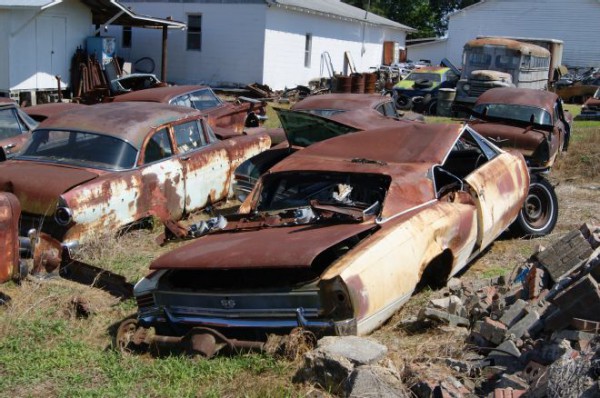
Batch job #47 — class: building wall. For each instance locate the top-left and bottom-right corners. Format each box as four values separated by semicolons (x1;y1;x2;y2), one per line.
0;11;10;94
5;0;91;92
119;1;407;89
263;6;406;89
407;39;449;67
117;2;267;86
409;0;600;69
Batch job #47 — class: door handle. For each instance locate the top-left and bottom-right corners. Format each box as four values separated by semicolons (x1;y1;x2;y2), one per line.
3;144;15;150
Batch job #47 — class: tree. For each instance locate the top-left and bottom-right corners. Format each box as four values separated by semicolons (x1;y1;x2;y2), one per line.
342;0;480;38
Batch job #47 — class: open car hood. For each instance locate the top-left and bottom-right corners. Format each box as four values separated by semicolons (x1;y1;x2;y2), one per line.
150;222;376;271
275;108;361;147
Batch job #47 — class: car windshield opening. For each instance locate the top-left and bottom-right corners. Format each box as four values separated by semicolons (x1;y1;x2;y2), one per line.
256;171;390;214
473;104;552;127
18;129;138;170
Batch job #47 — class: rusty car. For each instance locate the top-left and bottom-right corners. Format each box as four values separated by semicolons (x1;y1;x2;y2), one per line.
0;192;23;283
120;122;538;357
232;94;419;201
467;88;568;236
0;102;270;273
23;102;86;122
112;85;267;138
576;87;600;120
0;98;39;159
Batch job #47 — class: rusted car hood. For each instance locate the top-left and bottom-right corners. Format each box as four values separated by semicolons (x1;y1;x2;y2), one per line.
0;161;99;213
469;121;546;154
151;222;377;271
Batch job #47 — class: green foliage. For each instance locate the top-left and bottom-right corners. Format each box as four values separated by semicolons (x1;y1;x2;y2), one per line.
342;0;481;38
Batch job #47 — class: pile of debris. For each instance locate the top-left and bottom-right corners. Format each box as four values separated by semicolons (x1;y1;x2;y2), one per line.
414;223;600;397
296;223;600;397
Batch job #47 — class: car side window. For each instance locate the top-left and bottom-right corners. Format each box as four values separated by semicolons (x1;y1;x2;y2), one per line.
171;94;192;108
143;128;173;164
0;108;24;139
174;120;207;153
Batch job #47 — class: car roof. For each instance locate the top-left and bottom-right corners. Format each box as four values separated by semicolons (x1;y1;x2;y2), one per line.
38;102;202;149
292;93;391;111
112;85;212;103
0;98;17;108
24;102;86;121
476;88;558;110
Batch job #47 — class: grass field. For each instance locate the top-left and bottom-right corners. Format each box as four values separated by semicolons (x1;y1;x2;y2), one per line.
0;101;598;397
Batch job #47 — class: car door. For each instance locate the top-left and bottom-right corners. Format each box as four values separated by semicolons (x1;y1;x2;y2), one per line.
0;106;34;156
171;118;230;213
138;127;186;221
462;130;528;250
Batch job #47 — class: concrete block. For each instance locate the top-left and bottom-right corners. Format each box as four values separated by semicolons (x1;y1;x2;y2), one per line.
346;365;409;398
551;275;600;322
499;299;527;328
419;307;469;327
476;317;507;345
316;336;388;366
447;277;462;293
487;340;522;371
536;230;593;282
507;309;541;339
580;222;600;249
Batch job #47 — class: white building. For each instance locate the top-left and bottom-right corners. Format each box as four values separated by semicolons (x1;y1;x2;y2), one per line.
115;0;414;89
0;0;184;100
408;0;600;69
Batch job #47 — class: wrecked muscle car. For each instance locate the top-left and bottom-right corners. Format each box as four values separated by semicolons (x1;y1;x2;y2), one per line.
576;87;600;120
0;98;39;159
112;85;266;138
233;95;417;201
122;123;537;357
0;102;270;273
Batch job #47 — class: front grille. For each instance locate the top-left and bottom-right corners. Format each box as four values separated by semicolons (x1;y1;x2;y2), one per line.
155;288;322;319
136;293;155;309
468;84;490;97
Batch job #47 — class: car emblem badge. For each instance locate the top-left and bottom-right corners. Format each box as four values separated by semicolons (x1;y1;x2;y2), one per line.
221;298;236;309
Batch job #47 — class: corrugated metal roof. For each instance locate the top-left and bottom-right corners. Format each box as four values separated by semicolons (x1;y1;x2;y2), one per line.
0;0;185;27
268;0;415;32
0;0;60;7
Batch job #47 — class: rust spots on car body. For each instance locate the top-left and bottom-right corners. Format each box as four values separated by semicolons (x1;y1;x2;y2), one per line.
0;192;20;282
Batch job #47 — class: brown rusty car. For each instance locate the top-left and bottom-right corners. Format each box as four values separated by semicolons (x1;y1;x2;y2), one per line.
0;98;39;159
0;102;270;272
576;87;600;120
468;88;570;236
112;85;266;137
122;123;535;356
468;87;572;170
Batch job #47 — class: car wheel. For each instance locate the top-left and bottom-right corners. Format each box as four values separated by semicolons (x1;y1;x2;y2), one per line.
396;94;413;110
115;318;146;355
426;99;438;116
513;175;558;237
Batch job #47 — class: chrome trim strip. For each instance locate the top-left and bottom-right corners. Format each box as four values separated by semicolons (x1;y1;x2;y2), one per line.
376;199;437;224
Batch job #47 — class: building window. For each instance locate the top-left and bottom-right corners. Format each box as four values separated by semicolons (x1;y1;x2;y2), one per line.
122;26;132;48
304;33;312;68
187;14;202;51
